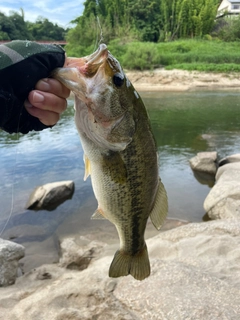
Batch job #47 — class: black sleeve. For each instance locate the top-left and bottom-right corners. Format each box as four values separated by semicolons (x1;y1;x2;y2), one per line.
0;41;66;134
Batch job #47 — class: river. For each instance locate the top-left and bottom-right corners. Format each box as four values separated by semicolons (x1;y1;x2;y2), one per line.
1;90;240;270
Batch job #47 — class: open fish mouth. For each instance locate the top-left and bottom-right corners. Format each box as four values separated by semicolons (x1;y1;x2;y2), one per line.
64;44;108;77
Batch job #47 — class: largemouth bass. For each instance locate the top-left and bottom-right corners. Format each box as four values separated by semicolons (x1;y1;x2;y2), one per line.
52;44;168;280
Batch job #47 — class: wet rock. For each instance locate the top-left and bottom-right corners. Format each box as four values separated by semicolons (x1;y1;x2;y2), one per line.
218;153;240;167
204;164;240;219
0;239;25;287
26;181;75;211
189;151;218;175
192;170;215;187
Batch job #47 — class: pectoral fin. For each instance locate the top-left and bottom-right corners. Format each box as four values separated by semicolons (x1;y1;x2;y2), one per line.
91;208;106;220
150;179;168;230
83;154;91;181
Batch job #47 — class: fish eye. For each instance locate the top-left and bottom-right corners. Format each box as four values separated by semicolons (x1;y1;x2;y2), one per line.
113;73;124;87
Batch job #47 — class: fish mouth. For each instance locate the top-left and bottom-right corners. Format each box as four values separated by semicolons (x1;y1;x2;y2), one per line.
64;44;108;77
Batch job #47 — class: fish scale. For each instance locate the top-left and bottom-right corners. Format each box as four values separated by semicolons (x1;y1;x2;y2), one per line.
52;44;168;280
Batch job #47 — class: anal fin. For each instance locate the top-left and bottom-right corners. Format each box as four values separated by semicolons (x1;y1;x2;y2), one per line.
150;179;168;230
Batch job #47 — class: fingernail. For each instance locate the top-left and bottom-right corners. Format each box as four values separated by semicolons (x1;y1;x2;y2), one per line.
38;79;50;91
33;92;44;103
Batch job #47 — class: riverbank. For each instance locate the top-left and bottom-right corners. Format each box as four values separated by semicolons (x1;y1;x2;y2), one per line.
126;68;240;91
1;219;240;319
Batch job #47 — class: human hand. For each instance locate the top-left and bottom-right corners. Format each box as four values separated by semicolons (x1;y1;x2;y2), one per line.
24;78;70;126
0;40;67;133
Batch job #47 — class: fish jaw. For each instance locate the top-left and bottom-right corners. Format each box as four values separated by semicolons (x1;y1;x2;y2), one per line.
53;67;88;103
52;44;109;104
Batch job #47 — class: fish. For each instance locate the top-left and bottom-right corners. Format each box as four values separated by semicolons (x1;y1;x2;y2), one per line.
52;44;168;280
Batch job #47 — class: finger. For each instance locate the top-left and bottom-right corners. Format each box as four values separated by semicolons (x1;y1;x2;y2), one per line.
27;91;67;114
35;78;70;99
25;106;60;126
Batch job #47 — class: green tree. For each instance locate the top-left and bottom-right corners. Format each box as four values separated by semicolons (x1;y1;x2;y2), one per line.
160;0;219;40
218;15;240;41
128;0;161;41
27;17;66;41
0;11;31;40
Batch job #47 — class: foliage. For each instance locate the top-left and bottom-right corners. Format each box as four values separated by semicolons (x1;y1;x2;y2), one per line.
86;38;240;71
26;17;67;41
0;11;32;40
120;42;160;70
65;0;220;53
218;16;240;41
0;10;66;41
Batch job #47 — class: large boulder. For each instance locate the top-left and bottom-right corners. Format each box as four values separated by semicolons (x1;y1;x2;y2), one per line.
218;153;240;167
0;220;240;319
189;151;218;175
204;162;240;219
26;180;75;211
0;239;25;287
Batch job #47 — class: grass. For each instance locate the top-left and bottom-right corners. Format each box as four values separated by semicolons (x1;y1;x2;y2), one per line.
107;39;240;72
165;63;240;72
65;38;240;72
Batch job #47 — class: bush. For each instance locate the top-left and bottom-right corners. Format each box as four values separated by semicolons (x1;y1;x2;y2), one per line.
121;42;159;70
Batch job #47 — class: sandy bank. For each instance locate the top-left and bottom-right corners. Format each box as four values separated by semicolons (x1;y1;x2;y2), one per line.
126;68;240;91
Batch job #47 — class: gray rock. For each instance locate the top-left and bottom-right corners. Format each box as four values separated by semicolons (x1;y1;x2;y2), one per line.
59;236;106;270
189;151;218;175
0;220;240;319
204;164;240;219
219;153;240;167
216;162;240;181
0;239;25;287
26;180;75;211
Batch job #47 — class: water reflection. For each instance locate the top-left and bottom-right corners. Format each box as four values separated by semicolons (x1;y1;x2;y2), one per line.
0;91;240;249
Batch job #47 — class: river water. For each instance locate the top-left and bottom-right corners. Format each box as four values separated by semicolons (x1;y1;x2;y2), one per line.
1;90;240;270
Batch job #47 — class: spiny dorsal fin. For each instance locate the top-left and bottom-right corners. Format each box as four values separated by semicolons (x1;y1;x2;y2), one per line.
91;209;106;220
150;179;168;230
84;154;91;181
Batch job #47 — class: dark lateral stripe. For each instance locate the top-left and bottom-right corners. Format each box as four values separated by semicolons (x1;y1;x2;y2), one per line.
0;45;24;65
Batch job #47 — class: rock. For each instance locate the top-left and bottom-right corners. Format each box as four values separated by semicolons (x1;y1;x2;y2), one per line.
0;239;25;287
0;220;240;319
192;170;215;187
26;180;75;211
59;236;106;270
219;153;240;167
216;162;240;181
204;163;240;219
189;151;218;175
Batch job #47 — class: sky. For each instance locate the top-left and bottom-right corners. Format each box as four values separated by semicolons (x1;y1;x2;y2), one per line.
0;0;85;28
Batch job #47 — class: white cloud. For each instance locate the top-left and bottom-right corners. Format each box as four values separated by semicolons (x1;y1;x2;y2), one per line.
0;0;85;27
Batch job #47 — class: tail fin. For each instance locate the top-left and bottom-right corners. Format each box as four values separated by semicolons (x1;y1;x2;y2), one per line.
108;245;150;281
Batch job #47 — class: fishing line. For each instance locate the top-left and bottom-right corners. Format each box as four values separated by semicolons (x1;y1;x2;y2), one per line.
96;16;104;45
94;0;104;50
0;109;22;237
